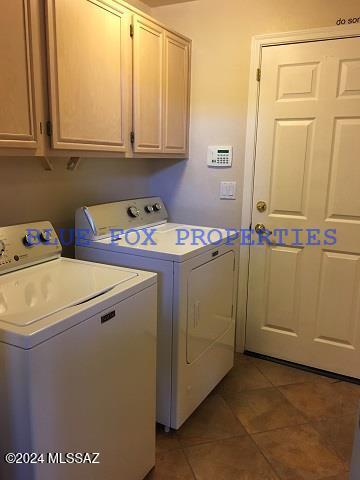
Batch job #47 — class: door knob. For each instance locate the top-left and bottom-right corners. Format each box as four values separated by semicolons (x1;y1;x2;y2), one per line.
256;201;267;213
255;223;272;235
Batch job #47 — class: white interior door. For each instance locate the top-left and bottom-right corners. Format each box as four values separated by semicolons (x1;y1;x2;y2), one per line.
246;37;360;378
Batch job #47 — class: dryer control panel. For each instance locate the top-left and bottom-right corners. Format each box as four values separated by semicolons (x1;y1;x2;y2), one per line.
76;197;169;240
0;222;61;275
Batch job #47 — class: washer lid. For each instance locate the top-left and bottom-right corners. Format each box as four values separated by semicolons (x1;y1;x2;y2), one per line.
0;258;138;327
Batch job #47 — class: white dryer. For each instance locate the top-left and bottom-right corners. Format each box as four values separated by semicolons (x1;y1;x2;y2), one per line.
0;221;157;480
76;197;238;429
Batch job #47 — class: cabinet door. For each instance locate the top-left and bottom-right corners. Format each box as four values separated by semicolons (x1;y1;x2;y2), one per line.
133;15;164;154
46;0;130;152
163;32;190;155
0;0;38;149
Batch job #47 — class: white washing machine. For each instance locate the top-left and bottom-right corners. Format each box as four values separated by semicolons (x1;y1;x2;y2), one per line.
0;221;157;480
76;197;238;429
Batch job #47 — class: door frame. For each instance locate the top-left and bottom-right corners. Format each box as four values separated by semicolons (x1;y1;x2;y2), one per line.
236;24;360;352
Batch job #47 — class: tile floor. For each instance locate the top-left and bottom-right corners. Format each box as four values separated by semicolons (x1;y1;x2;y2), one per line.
146;354;359;480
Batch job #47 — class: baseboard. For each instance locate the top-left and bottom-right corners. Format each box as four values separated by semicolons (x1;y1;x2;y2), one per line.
244;350;360;385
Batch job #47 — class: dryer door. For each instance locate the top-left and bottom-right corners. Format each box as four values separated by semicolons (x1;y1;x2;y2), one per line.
187;251;235;364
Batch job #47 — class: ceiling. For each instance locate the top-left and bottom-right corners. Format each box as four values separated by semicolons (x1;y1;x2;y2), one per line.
143;0;195;6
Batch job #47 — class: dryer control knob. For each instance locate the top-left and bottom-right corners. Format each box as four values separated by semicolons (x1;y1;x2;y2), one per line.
40;230;52;243
23;233;36;247
153;203;162;212
127;206;140;218
145;205;154;213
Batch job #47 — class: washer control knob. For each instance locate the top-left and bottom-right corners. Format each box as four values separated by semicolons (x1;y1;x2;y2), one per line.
127;206;140;218
0;240;5;256
23;233;36;247
40;230;52;243
153;202;162;212
145;205;154;213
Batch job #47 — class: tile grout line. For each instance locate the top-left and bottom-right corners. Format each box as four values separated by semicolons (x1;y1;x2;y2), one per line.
218;384;312;436
177;432;251;450
250;425;349;472
250;428;349;480
217;370;357;472
181;434;282;480
274;381;360;425
223;366;283;478
160;429;349;480
181;446;198;480
217;391;253;434
157;357;358;478
248;437;282;480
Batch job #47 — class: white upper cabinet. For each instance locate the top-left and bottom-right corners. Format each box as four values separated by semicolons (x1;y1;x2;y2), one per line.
46;0;130;152
133;16;164;154
132;14;191;156
163;31;190;155
0;0;191;158
0;0;40;150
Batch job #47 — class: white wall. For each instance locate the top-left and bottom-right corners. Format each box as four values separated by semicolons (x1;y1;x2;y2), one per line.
126;0;152;13
0;157;157;255
150;0;360;229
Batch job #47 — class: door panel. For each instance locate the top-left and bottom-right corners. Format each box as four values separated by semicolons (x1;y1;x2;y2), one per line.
187;252;234;364
338;60;360;97
270;119;313;217
0;0;38;148
263;246;302;336
163;32;190;154
315;252;360;349
277;62;320;101
133;16;163;153
46;0;129;152
327;119;360;220
246;37;360;378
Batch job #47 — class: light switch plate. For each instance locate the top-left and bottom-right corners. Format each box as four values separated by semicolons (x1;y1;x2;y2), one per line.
220;181;236;200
